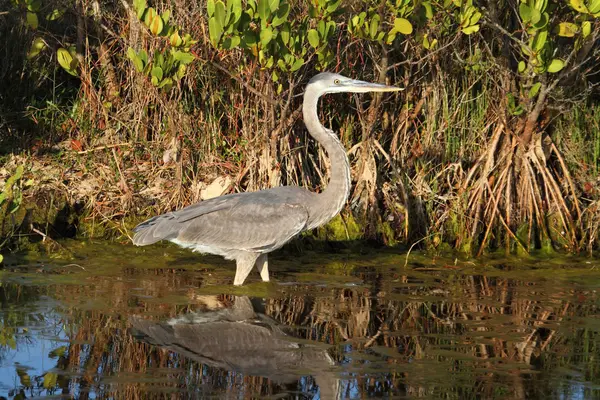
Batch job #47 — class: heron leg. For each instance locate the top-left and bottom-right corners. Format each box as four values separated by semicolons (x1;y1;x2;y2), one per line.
233;253;259;286
255;253;269;282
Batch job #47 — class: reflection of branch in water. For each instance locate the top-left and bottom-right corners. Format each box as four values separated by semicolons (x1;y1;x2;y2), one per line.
130;296;340;399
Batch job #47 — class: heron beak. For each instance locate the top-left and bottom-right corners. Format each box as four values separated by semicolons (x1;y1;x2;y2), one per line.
346;79;404;93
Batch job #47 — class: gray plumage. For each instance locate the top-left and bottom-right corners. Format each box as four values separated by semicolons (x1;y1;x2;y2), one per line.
132;72;402;285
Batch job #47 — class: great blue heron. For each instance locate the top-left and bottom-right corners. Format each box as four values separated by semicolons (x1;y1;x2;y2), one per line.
132;72;402;285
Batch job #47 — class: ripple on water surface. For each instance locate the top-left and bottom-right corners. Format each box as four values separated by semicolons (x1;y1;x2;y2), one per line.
0;241;599;399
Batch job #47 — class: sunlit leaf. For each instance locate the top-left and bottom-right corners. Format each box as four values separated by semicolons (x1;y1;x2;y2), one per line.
569;0;588;12
462;24;480;34
557;22;578;37
149;15;164;35
46;8;65;21
260;26;273;46
133;0;146;19
57;48;78;76
528;82;541;98
307;29;319;48
393;17;413;35
582;21;591;37
172;50;195;64
27;37;46;59
26;12;38;29
547;58;565;73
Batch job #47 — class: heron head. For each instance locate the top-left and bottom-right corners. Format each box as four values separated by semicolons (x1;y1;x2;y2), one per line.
308;72;403;95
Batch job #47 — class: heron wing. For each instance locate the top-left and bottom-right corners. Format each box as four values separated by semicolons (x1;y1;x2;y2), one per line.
177;201;309;252
132;188;312;248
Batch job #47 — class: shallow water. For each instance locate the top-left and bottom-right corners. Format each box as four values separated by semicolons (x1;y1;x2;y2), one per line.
0;241;599;399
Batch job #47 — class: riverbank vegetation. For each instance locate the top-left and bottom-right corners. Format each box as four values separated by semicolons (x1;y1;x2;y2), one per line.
1;0;599;256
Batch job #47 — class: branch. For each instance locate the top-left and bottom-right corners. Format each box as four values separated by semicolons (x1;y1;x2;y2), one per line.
482;17;534;55
208;61;281;107
386;35;459;70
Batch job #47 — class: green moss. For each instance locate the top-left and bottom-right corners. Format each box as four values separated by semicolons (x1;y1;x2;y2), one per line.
515;222;530;257
378;221;398;247
316;213;363;242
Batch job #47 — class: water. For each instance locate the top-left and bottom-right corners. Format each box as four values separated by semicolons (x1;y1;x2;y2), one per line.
0;241;599;399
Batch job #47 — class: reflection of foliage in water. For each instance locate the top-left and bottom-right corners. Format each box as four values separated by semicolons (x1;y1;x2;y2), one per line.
0;248;598;398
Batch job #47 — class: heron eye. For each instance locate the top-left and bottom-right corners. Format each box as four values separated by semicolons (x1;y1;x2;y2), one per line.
334;79;340;85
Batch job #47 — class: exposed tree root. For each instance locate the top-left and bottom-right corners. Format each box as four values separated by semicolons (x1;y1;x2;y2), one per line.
460;124;582;255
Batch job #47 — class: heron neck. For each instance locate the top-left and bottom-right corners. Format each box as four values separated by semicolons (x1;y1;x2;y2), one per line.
303;87;351;228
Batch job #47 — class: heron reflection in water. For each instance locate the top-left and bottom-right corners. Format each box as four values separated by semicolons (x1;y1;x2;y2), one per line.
133;73;402;285
131;296;340;399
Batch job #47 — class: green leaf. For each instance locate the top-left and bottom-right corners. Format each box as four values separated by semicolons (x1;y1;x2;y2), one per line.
46;9;65;21
242;31;258;47
268;0;279;12
589;0;600;13
258;0;270;20
149;15;164;35
279;23;290;44
393;17;413;34
461;24;479;34
290;57;303;71
127;47;144;72
532;30;547;51
12;165;23;181
157;77;173;89
176;64;186;79
272;3;289;26
144;7;157;26
528;82;541;98
207;0;215;16
557;22;578;37
519;3;532;21
26;0;41;12
518;60;526;72
172;50;195;64
529;7;541;24
133;0;147;19
327;0;341;13
582;21;592;37
170;31;183;47
222;35;241;48
369;14;380;38
532;12;548;29
423;1;434;19
208;17;224;44
151;66;163;81
307;29;320;48
214;1;227;26
26;12;38;29
0;254;3;264
27;37;46;59
260;26;274;46
569;0;588;12
230;0;243;22
547;58;564;73
534;0;548;12
469;10;482;25
57;48;78;76
161;9;170;24
139;49;148;65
